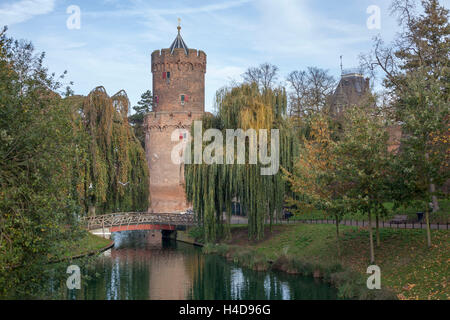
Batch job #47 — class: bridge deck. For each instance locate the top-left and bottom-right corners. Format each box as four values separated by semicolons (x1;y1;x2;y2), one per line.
83;212;196;230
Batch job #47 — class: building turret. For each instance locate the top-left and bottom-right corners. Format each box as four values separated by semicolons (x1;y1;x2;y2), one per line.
329;69;370;117
145;23;206;213
151;25;206;113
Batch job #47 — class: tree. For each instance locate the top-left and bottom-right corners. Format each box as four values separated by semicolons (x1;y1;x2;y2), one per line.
242;63;279;92
0;28;86;295
364;0;449;246
129;90;152;148
286;67;336;117
283;114;347;257
185;83;293;242
79;87;149;215
335;106;392;262
0;28;150;297
391;70;448;248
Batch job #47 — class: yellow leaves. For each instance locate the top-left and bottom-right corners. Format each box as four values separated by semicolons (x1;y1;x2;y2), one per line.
397;293;407;300
291;115;341;204
239;97;273;131
402;283;417;291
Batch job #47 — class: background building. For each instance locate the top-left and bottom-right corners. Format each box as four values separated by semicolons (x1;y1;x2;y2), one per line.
329;69;371;118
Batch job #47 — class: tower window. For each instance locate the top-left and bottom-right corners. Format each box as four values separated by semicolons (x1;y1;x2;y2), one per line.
181;95;189;105
162;72;171;79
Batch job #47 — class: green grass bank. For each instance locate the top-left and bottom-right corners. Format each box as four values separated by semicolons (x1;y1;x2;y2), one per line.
56;232;113;261
194;224;449;300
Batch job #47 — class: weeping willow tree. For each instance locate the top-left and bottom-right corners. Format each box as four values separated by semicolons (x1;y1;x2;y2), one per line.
70;86;149;215
185;83;296;242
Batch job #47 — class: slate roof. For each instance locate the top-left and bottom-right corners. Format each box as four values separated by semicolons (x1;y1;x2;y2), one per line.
329;72;370;117
170;25;189;55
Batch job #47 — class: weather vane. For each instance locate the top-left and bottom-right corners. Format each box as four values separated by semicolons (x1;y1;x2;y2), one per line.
177;18;181;33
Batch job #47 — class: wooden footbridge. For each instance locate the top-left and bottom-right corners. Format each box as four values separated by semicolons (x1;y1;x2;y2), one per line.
83;212;196;233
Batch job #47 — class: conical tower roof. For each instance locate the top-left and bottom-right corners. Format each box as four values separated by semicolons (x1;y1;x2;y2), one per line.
169;23;188;55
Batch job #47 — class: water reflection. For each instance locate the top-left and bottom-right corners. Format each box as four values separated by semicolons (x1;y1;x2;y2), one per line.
39;231;338;300
187;252;337;300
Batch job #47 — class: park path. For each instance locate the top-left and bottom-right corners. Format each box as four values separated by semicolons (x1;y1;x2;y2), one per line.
229;215;448;230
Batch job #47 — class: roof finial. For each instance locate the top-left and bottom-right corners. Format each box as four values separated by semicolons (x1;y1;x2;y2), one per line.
170;18;188;54
340;55;343;75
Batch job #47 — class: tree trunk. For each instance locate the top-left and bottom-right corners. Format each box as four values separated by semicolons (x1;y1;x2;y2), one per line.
375;211;380;247
368;210;375;263
226;209;231;240
269;204;272;233
88;205;96;217
430;183;439;212
423;155;434;246
425;205;432;248
335;215;341;257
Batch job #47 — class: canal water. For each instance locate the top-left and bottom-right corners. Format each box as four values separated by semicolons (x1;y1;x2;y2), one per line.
54;231;338;300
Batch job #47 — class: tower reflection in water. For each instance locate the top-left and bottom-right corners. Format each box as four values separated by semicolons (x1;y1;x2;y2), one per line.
69;231;338;300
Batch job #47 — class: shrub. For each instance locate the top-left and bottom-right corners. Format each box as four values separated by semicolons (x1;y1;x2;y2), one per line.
202;243;229;255
188;226;204;242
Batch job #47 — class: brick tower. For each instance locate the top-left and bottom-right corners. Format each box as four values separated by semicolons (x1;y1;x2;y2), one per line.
145;23;206;213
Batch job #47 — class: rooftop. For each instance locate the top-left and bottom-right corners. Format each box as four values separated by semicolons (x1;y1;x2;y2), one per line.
169;23;188;55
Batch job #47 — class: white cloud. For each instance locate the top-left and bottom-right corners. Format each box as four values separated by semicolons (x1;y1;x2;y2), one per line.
47;39;154;112
208;65;245;83
0;0;55;25
147;0;254;15
207;65;246;97
246;0;382;72
205;65;246;109
84;0;254;18
38;36;88;50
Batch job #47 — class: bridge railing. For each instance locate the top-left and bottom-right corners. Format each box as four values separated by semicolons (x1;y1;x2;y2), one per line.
82;212;196;230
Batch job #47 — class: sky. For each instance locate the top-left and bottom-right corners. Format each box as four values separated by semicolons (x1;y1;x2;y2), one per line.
2;0;443;113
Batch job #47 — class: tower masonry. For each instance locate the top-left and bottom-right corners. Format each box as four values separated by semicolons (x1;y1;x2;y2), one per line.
151;48;206;113
145;25;206;213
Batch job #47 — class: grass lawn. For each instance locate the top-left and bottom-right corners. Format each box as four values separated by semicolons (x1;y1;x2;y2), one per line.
59;232;112;259
291;199;450;223
223;224;449;300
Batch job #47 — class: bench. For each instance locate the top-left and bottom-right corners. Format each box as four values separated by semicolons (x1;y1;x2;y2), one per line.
389;215;408;224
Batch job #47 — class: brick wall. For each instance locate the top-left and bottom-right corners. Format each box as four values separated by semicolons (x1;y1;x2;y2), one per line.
145;111;204;213
151;48;206;113
145;46;206;213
